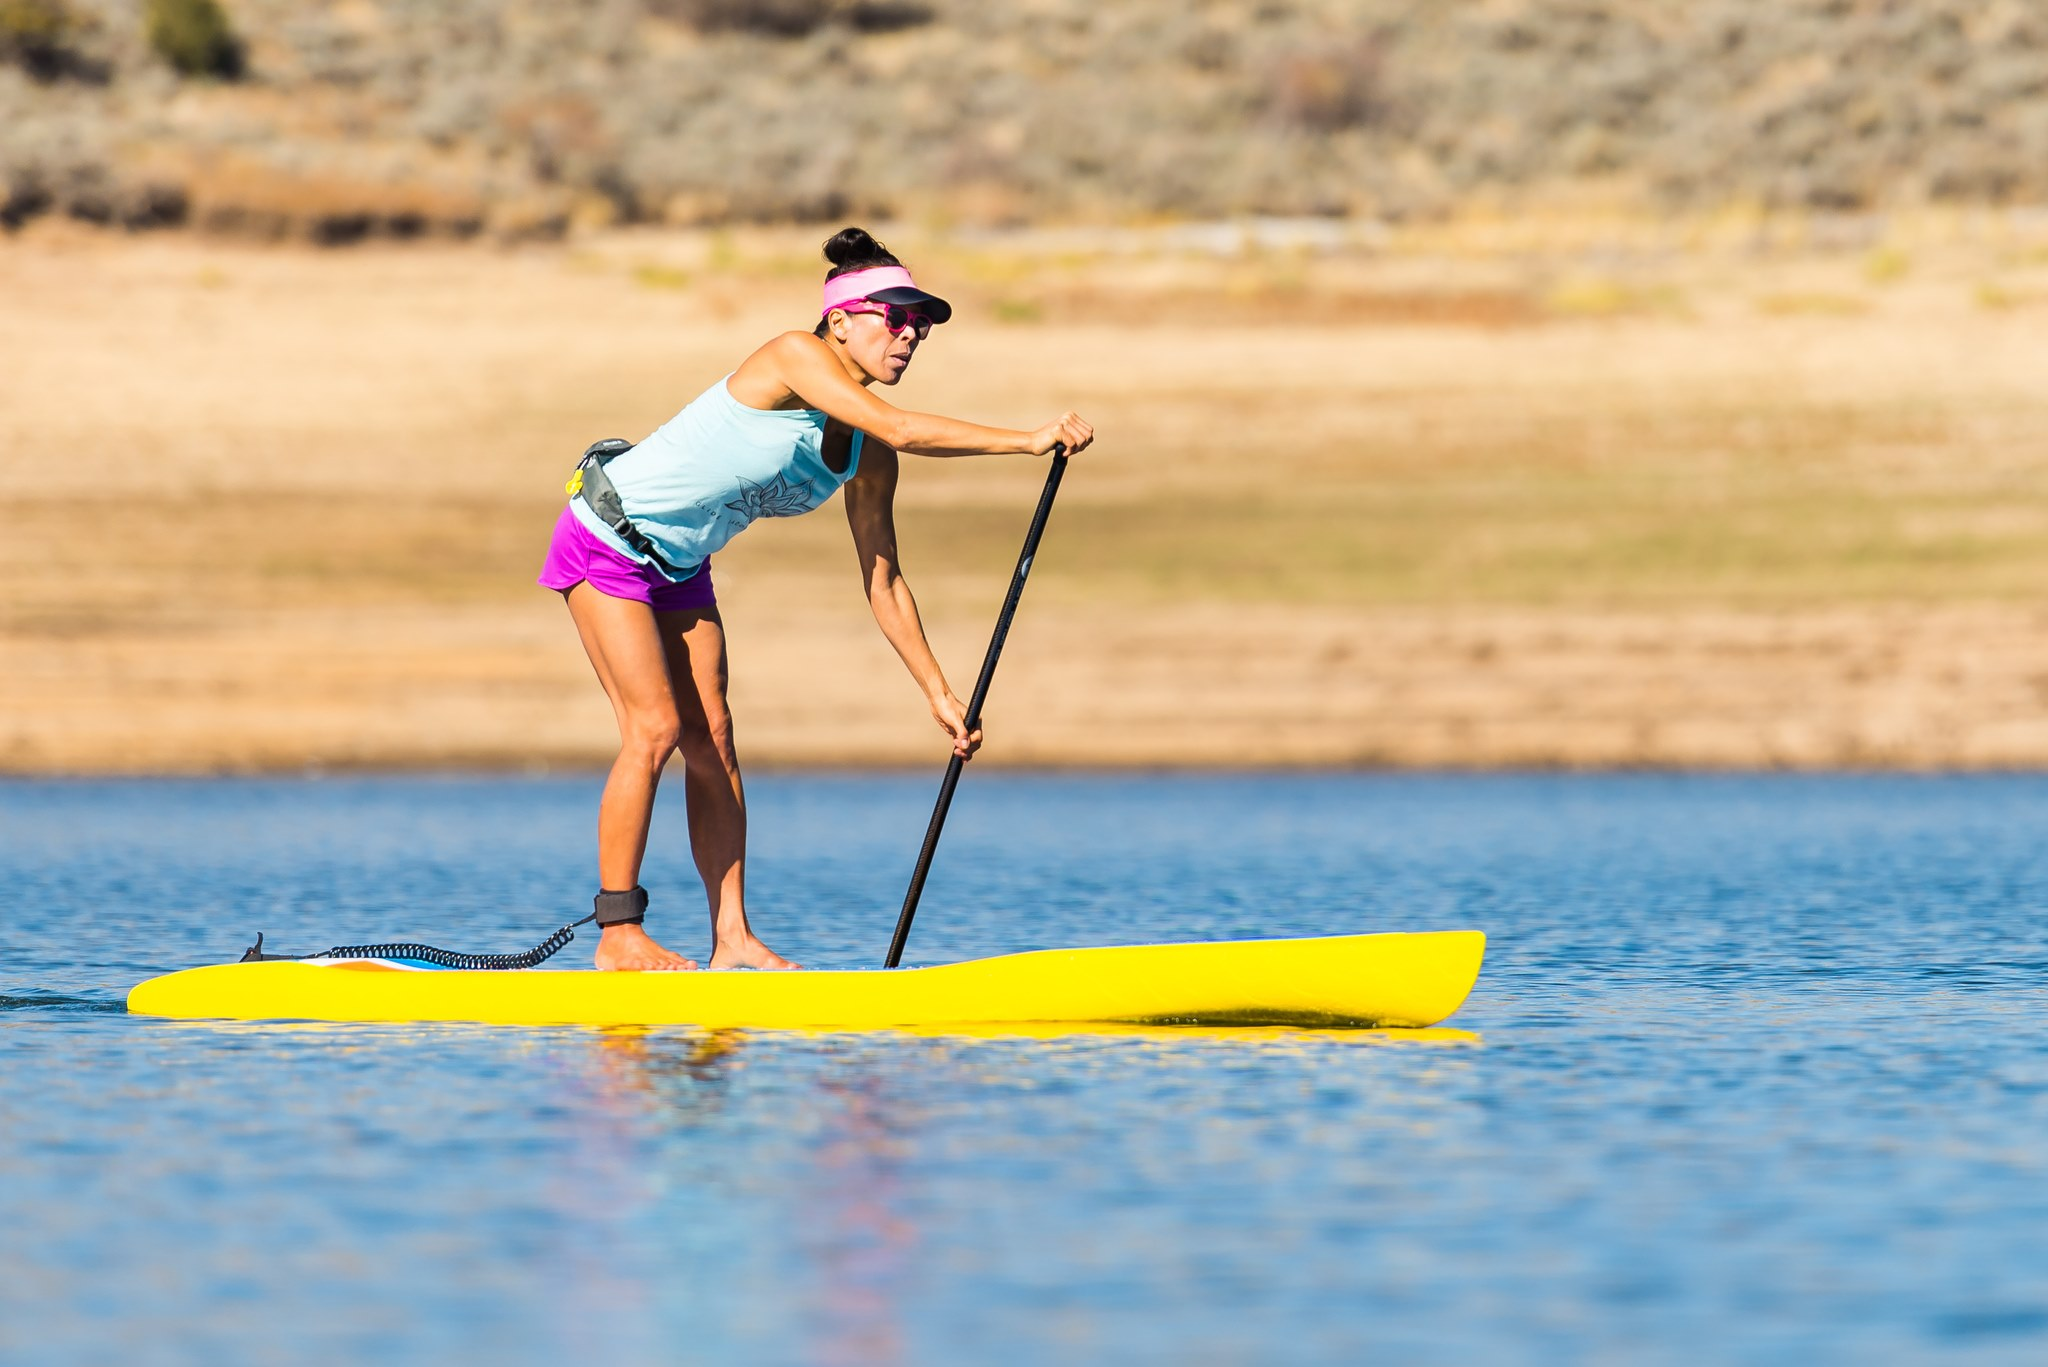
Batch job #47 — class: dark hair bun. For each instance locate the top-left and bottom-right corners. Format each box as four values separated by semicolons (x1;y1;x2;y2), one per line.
822;226;902;278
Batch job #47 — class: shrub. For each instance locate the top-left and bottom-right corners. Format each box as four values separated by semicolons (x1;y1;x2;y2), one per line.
651;0;931;39
0;0;85;81
1267;39;1394;133
2;165;52;229
843;2;933;34
653;0;832;39
146;0;243;79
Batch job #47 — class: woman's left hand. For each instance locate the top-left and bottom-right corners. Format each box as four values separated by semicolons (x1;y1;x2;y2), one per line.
930;691;985;760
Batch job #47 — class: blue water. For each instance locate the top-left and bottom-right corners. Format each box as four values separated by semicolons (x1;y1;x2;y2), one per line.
4;774;2047;1366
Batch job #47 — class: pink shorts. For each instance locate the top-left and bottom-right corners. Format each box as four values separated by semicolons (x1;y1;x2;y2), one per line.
537;504;717;612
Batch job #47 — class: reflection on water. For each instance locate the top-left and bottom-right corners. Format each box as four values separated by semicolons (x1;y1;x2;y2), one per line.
572;1020;1481;1366
592;1026;748;1103
4;774;2048;1364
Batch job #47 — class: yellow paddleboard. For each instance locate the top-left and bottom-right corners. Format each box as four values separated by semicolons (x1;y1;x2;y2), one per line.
127;930;1485;1029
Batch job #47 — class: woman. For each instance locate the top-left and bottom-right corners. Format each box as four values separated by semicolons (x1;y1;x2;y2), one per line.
538;228;1095;971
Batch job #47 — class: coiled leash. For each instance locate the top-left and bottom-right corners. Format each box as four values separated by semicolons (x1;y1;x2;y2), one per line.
237;887;651;970
239;921;591;970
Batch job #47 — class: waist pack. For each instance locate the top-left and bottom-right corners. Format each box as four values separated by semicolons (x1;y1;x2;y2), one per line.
565;439;693;579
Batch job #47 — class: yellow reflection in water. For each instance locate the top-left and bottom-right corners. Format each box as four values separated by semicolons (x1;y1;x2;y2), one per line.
149;1016;1480;1048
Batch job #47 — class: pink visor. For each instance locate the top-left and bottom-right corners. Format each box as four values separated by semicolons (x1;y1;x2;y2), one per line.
821;265;952;324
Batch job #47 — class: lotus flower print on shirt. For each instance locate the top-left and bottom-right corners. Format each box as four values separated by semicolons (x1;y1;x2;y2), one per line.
723;472;821;521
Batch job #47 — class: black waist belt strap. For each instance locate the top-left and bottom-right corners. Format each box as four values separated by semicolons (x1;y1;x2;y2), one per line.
572;439;694;580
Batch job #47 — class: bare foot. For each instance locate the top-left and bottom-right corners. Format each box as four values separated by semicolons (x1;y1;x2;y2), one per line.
594;924;699;971
707;934;801;971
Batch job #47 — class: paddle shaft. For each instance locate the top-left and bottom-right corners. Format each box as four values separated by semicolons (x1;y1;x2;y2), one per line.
885;446;1069;967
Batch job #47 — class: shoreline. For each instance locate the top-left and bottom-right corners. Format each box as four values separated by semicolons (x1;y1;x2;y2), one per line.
16;762;2048;779
6;230;2048;775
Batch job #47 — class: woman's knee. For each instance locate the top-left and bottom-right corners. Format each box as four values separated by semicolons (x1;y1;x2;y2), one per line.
621;708;683;766
678;708;739;774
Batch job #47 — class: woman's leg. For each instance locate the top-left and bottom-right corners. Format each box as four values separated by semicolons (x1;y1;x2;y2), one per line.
563;582;698;971
655;606;798;970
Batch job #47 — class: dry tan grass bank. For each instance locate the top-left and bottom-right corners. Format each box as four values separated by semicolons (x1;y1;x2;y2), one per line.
6;219;2048;771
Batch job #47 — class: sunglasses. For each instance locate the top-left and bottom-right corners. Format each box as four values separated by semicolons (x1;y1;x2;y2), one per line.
838;300;934;340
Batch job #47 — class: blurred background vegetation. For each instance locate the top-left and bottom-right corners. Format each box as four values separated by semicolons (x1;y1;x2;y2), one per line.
4;0;2046;240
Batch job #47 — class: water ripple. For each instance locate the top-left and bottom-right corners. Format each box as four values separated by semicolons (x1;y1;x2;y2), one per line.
0;992;126;1014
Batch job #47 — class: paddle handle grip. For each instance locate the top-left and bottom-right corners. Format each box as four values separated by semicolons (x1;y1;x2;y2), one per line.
886;446;1069;968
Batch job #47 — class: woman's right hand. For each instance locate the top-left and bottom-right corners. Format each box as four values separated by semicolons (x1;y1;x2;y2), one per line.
1029;411;1094;457
929;690;985;760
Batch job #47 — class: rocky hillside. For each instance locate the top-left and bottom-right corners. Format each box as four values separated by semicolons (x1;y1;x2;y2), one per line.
5;0;2046;239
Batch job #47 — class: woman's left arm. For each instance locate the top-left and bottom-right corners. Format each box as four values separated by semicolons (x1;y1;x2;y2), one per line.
844;442;984;760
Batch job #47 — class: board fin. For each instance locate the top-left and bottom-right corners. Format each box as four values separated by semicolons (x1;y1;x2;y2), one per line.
238;932;306;963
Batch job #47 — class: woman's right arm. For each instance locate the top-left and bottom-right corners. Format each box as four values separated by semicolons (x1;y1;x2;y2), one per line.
746;332;1092;458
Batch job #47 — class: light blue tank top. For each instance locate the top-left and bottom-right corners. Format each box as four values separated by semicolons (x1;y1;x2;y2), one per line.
569;375;865;579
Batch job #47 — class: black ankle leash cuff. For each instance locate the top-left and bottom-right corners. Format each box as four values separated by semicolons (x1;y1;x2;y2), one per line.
593;886;648;927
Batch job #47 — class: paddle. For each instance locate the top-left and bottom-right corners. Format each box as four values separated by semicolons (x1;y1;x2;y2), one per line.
885;443;1070;967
